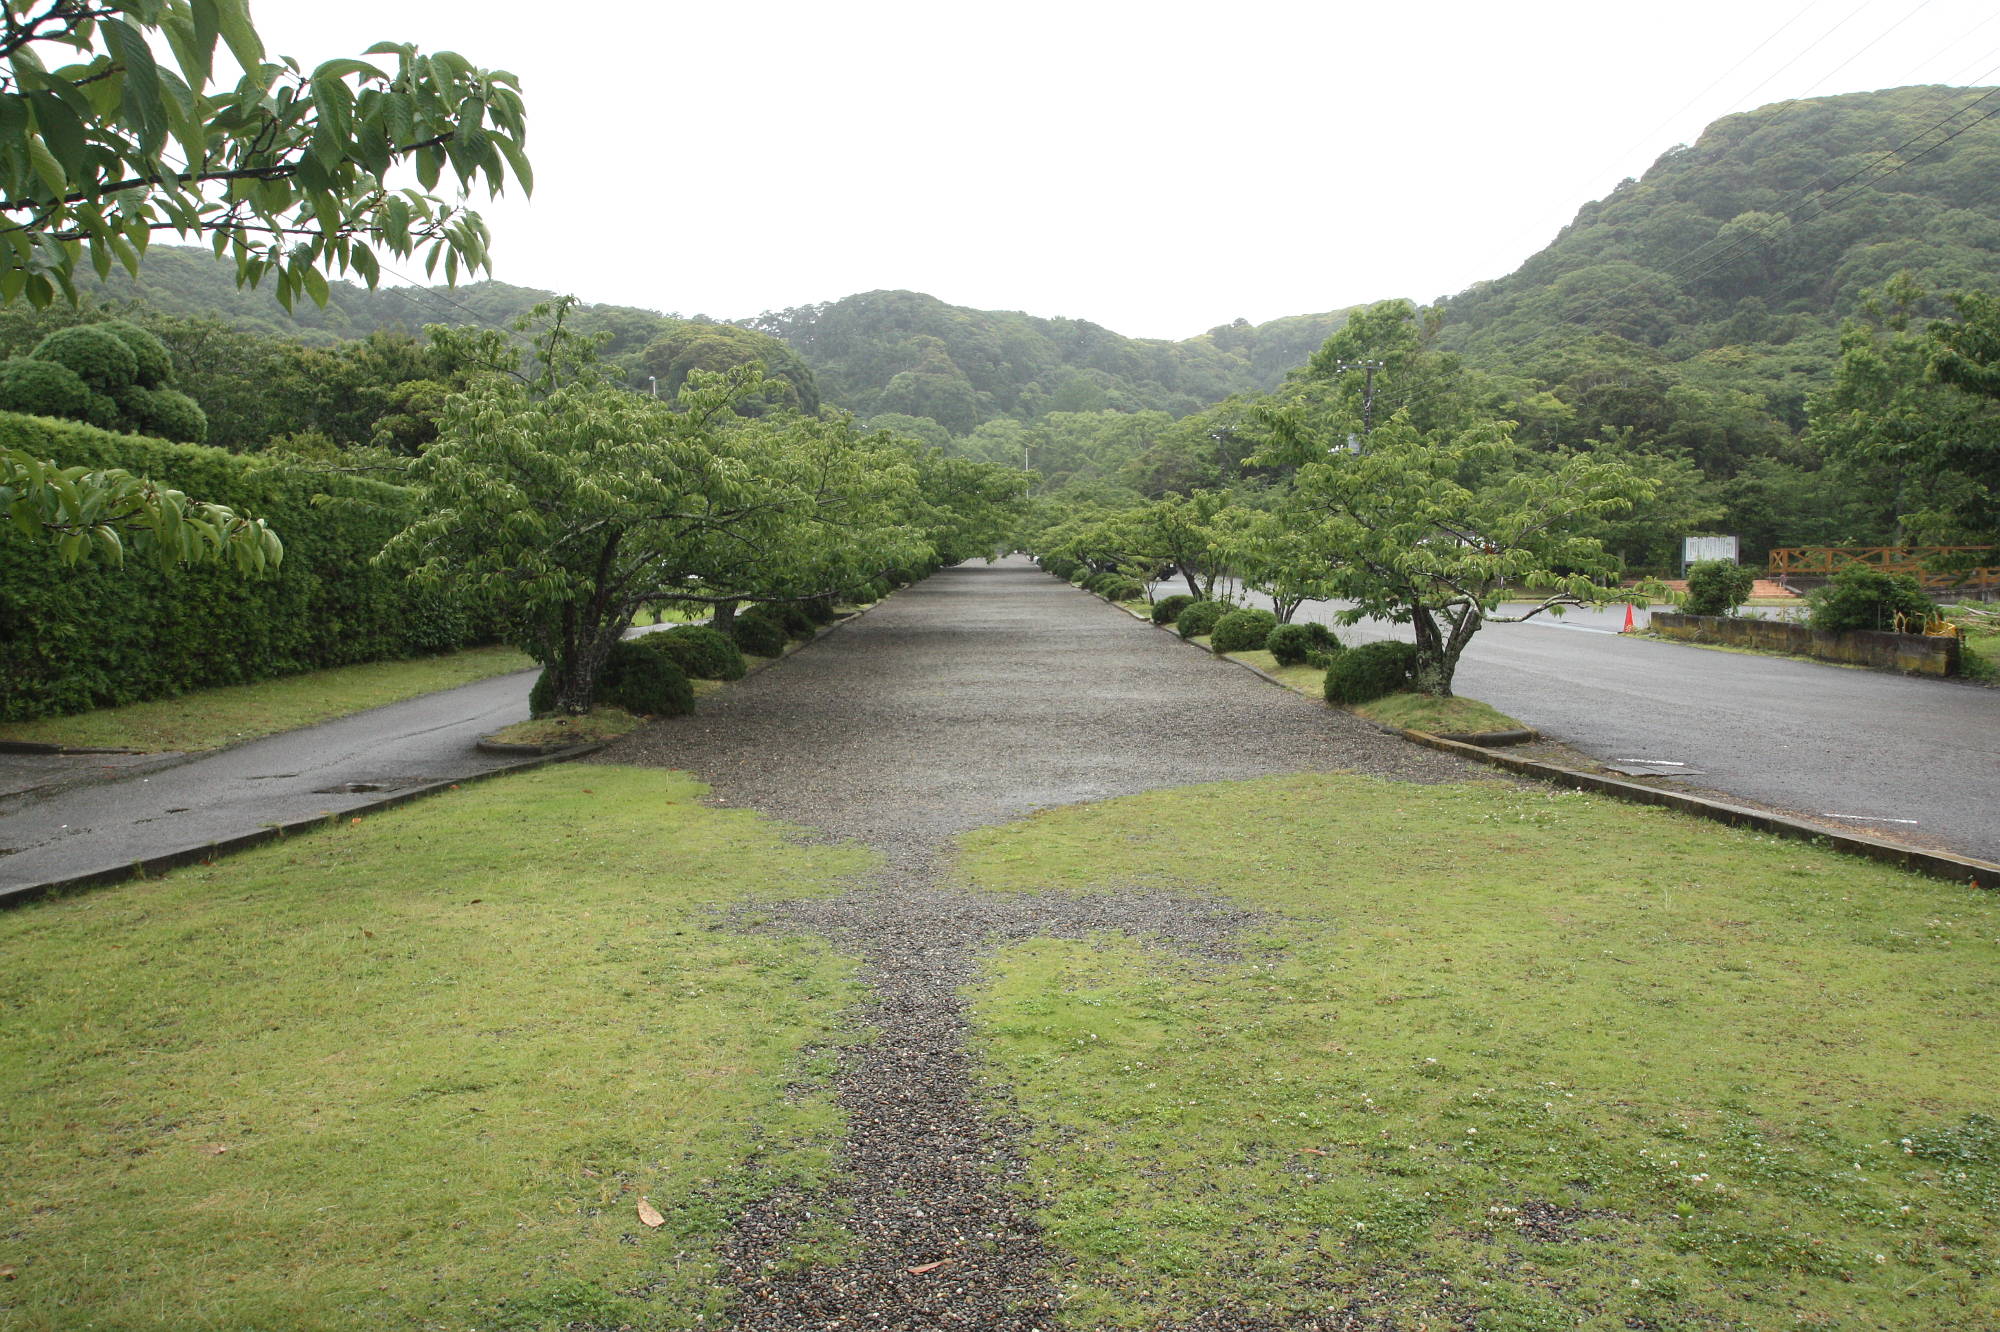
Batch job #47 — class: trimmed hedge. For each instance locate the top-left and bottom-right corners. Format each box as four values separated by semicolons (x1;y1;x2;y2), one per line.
1683;560;1756;617
1807;568;1934;633
645;624;747;680
1267;621;1341;666
601;638;694;717
725;612;790;659
1176;598;1232;639
1097;577;1145;601
1150;594;1198;625
1323;640;1417;705
1210;607;1278;654
0;411;496;721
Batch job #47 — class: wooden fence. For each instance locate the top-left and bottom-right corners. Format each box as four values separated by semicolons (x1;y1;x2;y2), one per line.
1767;547;1998;590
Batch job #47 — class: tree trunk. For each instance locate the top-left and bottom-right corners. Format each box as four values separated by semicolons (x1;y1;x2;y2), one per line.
1410;610;1455;696
711;598;739;630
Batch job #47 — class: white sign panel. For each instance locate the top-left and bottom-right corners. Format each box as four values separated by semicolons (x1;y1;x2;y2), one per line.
1683;535;1740;565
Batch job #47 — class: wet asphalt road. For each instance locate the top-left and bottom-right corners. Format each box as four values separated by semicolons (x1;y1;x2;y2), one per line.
0;668;537;898
1275;599;2000;864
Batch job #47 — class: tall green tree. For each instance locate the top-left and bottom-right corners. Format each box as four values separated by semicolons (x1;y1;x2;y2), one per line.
1274;416;1654;695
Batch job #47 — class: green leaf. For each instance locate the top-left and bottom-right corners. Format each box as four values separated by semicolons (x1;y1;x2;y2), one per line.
102;17;168;153
212;0;265;71
495;135;534;195
27;92;86;178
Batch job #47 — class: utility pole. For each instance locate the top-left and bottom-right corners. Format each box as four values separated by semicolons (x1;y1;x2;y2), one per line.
1334;359;1384;450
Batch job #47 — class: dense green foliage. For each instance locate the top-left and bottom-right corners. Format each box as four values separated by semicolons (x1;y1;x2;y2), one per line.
1266;620;1340;666
748;290;1350;434
1682;559;1757;616
724;613;789;659
1807;567;1934;633
5;320;208;441
645;625;747;681
1149;593;1197;625
0;412;488;720
1323;640;1417;705
1209;607;1278;653
1175;598;1230;640
597;639;693;718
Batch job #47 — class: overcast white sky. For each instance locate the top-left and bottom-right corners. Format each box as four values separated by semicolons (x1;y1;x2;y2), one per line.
260;0;2000;340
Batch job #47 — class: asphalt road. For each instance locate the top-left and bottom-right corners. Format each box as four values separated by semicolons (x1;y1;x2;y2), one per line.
0;668;537;896
1270;597;2000;864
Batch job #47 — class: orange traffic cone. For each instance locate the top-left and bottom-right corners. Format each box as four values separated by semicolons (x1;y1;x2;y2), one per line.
1621;603;1636;633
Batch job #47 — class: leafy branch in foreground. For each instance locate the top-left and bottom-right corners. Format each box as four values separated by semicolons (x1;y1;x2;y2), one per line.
0;0;530;311
3;441;281;569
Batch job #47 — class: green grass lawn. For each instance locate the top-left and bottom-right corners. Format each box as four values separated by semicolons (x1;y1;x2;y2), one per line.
1351;691;1526;736
0;765;869;1331
0;644;536;753
955;774;2000;1330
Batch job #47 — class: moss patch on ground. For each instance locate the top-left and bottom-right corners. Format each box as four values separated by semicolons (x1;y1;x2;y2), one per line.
0;645;535;753
955;774;2000;1330
1351;691;1526;736
0;765;868;1330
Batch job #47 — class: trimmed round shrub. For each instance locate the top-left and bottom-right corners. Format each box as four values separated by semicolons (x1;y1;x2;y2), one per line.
1211;607;1279;653
1682;559;1756;617
1267;621;1342;666
1176;598;1232;639
102;321;173;388
31;325;138;394
646;624;747;680
727;612;789;658
770;601;817;638
803;594;839;626
1151;593;1197;625
1042;556;1079;581
0;357;91;419
1099;577;1145;601
1808;568;1934;634
1323;640;1418;705
121;385;209;443
529;667;558;717
601;638;694;717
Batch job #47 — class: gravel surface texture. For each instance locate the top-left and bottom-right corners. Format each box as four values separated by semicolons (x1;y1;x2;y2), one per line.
598;558;1478;1329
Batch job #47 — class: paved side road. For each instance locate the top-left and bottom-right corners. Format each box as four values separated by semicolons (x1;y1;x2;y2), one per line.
1285;601;2000;864
0;668;537;897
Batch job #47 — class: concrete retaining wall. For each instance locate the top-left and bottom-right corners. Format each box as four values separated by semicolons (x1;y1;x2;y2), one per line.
1651;613;1960;677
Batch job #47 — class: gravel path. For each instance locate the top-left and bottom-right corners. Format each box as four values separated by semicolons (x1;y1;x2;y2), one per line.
598;558;1476;1329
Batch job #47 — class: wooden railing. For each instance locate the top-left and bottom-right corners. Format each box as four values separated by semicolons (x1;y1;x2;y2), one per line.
1768;547;1999;589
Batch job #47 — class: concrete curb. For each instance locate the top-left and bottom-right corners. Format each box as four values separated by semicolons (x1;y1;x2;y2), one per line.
0;742;608;911
1063;575;1997;889
0;740;143;755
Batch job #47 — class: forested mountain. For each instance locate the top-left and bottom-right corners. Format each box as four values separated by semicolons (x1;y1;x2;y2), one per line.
743;291;1347;433
1438;86;1999;462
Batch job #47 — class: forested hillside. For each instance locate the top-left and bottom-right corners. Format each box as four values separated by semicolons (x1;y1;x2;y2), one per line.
743;290;1346;432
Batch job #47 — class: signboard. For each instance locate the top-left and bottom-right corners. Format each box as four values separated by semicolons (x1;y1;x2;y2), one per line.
1683;535;1739;570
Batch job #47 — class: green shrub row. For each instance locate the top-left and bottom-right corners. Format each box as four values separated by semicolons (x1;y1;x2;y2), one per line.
1176;599;1232;639
1210;607;1279;654
0;411;497;721
1323;640;1417;704
1150;593;1197;625
1266;621;1342;667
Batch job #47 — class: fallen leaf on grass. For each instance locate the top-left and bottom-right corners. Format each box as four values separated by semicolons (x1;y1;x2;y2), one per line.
1300;1147;1327;1156
199;1144;229;1156
907;1259;953;1275
636;1198;665;1228
0;1264;15;1279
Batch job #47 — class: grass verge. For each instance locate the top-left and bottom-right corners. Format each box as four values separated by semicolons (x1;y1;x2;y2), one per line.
0;764;869;1330
1351;691;1526;736
0;645;535;753
956;774;2000;1330
485;704;648;747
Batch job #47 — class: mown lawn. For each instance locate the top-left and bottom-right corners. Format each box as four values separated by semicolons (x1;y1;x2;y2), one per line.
0;644;535;753
957;774;2000;1330
0;765;868;1331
